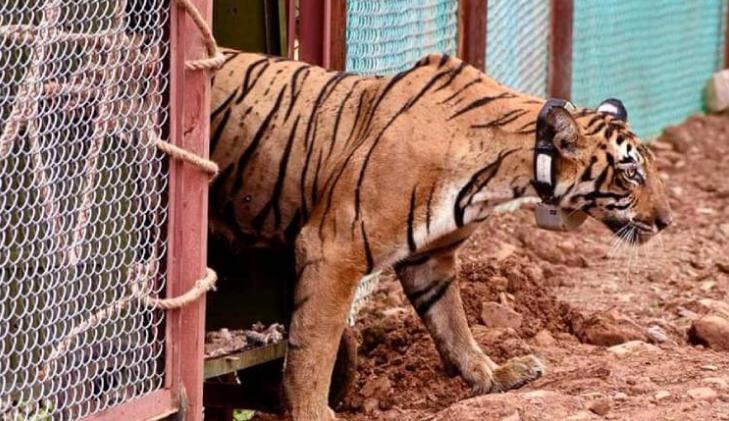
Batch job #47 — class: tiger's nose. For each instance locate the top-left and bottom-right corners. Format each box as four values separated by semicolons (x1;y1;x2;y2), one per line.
655;213;672;231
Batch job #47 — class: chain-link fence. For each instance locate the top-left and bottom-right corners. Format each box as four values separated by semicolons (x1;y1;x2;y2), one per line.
0;0;170;419
486;0;550;97
345;0;458;75
571;0;727;139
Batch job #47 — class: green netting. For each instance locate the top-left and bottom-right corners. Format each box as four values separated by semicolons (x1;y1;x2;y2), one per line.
572;0;727;139
345;0;458;75
486;0;550;97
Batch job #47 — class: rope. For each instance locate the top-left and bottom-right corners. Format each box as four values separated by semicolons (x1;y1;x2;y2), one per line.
38;0;223;380
156;139;219;177
174;0;227;71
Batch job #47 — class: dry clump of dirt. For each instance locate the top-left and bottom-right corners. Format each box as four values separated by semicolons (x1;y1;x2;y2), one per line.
339;114;729;421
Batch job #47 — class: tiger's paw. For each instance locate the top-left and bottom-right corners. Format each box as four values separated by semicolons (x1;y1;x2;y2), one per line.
490;354;545;393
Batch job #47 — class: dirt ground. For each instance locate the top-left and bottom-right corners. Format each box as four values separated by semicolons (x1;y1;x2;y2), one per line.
335;114;729;420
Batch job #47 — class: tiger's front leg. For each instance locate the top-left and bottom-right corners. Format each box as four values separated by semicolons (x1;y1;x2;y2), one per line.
395;245;546;393
284;226;362;420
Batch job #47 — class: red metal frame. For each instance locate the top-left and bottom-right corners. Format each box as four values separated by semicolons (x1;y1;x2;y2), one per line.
548;0;573;99
82;2;212;420
458;0;487;72
296;0;346;69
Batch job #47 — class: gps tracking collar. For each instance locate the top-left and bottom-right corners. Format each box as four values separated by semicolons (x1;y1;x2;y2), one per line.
533;98;588;231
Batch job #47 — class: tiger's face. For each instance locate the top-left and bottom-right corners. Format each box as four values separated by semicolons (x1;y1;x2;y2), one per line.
546;99;672;244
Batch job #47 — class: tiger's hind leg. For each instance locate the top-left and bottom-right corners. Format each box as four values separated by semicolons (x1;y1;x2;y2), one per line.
395;246;545;393
284;226;363;420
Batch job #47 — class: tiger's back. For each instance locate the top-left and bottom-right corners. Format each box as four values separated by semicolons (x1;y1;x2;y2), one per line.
210;50;381;248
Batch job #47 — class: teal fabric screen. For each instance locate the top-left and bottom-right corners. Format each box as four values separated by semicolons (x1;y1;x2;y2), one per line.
572;0;727;139
345;0;458;75
486;0;550;97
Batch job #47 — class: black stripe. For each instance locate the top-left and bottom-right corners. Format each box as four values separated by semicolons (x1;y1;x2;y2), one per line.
587;121;605;135
394;238;467;271
210;107;232;153
407;185;418;252
353;71;449;226
439;77;481;104
454;149;519;227
438;54;450;68
580;156;598;182
361;221;374;274
327;81;359;162
359;65;419;139
231;86;286;195
434;61;468;92
425;183;436;234
285;65;311;121
414;277;455;316
209;164;234;205
253;116;300;230
449;92;514;120
235;59;270;104
343;89;368;149
471;109;528;129
284;209;302;243
311;148;324;205
211;89;237;120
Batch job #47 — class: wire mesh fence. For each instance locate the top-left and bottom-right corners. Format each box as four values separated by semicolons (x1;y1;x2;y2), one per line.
345;0;459;75
571;0;727;138
0;0;170;419
485;0;550;97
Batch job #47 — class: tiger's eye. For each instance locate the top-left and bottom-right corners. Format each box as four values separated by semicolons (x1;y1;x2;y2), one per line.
625;168;636;178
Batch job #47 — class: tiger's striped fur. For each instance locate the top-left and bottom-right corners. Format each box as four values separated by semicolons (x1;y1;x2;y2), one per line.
210;49;671;420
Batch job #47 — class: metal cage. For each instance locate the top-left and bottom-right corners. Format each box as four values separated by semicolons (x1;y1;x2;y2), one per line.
0;1;211;419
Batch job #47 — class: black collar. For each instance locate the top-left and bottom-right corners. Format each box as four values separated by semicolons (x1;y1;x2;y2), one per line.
533;98;575;204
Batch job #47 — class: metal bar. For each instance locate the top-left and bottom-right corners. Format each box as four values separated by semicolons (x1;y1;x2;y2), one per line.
166;1;212;420
204;341;288;379
458;0;487;72
548;0;573;99
328;0;347;70
81;390;179;421
287;0;296;59
299;0;325;65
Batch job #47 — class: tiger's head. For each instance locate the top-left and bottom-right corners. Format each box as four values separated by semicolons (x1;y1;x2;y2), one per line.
544;98;672;244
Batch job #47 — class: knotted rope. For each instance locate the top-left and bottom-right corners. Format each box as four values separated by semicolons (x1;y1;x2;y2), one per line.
40;0;223;380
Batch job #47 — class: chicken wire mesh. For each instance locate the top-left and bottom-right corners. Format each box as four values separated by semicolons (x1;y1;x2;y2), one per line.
0;0;170;419
345;0;459;75
571;0;727;139
485;0;550;97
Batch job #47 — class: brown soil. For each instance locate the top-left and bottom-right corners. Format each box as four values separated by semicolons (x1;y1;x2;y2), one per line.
337;114;729;420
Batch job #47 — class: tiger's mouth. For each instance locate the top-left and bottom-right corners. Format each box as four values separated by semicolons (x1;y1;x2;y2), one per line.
603;218;655;245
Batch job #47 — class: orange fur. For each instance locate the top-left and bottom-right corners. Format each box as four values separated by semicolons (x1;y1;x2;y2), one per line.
210;50;670;420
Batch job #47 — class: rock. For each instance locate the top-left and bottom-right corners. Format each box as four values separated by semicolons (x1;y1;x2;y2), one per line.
480;302;523;329
662;125;693;152
607;340;661;357
689;315;729;351
571;312;646;346
720;224;729;237
534;329;557;347
654;390;671;401
701;364;719;371
698;298;729;319
717;261;729;274
360;377;391;399
687;387;718;402
587;399;611;416
613;392;628;401
362;397;379;414
645;326;669;343
703;377;729;390
501;411;520;421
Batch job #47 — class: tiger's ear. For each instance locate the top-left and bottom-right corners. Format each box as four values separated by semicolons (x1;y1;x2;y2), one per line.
597;98;628;121
547;106;585;160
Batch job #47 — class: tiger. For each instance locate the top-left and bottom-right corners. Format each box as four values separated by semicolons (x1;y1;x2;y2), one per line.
209;48;672;420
